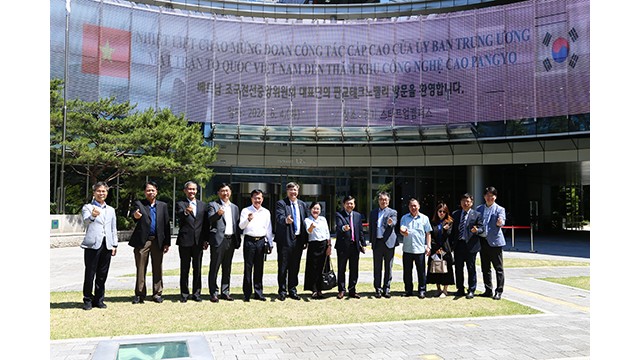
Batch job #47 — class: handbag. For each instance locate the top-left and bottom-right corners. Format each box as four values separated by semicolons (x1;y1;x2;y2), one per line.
320;255;337;290
429;253;448;274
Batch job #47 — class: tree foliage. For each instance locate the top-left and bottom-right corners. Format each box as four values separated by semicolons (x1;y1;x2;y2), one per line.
50;79;217;187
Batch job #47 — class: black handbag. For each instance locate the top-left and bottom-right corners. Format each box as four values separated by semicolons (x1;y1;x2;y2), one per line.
320;255;337;290
429;253;448;274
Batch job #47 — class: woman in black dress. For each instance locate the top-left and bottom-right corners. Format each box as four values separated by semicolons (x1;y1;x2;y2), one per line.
426;202;456;297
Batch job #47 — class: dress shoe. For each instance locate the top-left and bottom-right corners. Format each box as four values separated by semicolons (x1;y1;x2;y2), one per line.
418;292;426;299
375;289;382;299
180;297;188;303
349;292;361;299
311;292;319;299
254;295;267;301
94;302;107;309
337;291;345;299
153;296;163;303
454;290;466;297
132;296;144;304
402;292;413;297
479;290;494;298
193;295;203;302
221;294;234;301
493;292;502;300
82;302;92;310
243;297;250;302
210;295;219;303
465;292;474;299
383;290;391;299
277;294;286;301
289;293;301;300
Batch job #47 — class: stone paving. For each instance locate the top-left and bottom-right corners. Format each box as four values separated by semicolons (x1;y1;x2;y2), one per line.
50;232;590;360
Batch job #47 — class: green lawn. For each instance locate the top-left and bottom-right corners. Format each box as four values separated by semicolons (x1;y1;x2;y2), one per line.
540;276;590;290
50;284;539;340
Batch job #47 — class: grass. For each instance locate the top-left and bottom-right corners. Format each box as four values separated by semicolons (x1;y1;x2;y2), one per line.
50;284;539;340
130;257;589;277
540;276;590;290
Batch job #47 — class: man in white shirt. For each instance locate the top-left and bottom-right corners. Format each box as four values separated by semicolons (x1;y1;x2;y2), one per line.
239;189;273;302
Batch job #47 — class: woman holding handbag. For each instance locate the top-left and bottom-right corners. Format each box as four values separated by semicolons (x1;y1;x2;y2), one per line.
427;202;456;297
303;202;332;299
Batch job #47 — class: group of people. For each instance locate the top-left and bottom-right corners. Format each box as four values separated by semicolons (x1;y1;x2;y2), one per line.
80;180;506;310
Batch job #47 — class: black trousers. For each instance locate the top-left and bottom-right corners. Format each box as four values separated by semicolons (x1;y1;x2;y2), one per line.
243;236;267;298
402;252;426;294
83;239;112;304
178;244;203;298
277;238;305;295
372;240;395;292
454;242;478;293
209;235;235;296
480;238;505;293
336;241;360;293
304;240;329;292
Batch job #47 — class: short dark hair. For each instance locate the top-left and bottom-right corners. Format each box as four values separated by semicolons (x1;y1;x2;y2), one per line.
309;201;322;210
218;183;232;192
460;192;474;201
484;186;498;196
144;181;158;191
93;181;109;191
377;191;390;199
343;195;355;204
250;189;264;197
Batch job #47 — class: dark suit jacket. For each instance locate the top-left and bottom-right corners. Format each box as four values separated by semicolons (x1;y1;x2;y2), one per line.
369;207;398;248
175;199;209;247
207;200;241;248
129;199;171;250
335;210;366;252
450;208;483;253
274;198;309;248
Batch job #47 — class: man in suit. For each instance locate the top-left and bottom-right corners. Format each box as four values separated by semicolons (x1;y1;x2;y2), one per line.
335;195;366;299
239;189;274;302
175;181;209;303
206;183;241;302
476;186;507;300
369;191;398;299
80;181;118;310
274;182;310;301
450;193;484;299
129;181;171;304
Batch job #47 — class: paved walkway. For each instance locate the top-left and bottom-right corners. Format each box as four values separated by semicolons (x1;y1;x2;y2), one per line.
50;232;590;359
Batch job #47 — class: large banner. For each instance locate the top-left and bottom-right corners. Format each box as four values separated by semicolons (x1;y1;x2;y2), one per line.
50;0;590;127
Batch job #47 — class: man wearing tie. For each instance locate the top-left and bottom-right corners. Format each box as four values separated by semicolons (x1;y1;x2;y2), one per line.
335;195;366;299
275;182;310;301
476;186;507;300
129;181;171;304
450;193;484;299
369;191;398;299
207;183;241;302
175;181;209;303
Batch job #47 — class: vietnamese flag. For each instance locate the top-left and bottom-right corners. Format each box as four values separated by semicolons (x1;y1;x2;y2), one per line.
81;24;131;79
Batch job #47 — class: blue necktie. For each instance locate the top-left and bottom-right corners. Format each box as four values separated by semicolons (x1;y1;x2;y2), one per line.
292;203;298;234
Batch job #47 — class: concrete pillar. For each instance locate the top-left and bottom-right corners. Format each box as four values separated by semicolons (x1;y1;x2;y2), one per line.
467;165;485;203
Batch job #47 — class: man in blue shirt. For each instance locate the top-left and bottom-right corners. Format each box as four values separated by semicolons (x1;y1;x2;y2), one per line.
129;181;171;304
399;198;432;299
477;186;507;300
